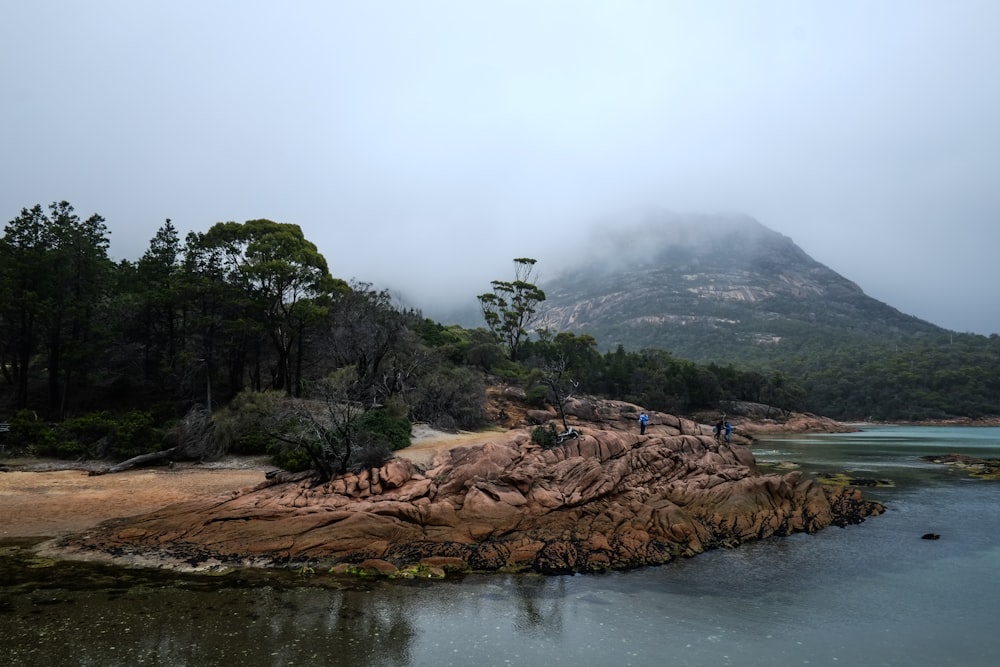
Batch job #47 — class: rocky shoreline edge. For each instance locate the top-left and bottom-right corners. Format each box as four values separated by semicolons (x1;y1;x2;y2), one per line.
41;401;884;577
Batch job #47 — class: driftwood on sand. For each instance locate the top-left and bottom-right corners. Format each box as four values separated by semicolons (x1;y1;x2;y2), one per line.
92;406;218;476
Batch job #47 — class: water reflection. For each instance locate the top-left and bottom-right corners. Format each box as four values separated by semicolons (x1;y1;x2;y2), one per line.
510;576;567;635
4;426;1000;666
0;551;422;667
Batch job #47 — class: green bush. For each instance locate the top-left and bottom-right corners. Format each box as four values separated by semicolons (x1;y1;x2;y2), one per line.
109;411;160;459
213;390;285;455
40;436;87;459
58;412;115;458
354;407;411;451
57;410;161;460
409;365;489;430
531;423;558;448
491;358;530;381
524;384;549;408
10;410;61;457
267;441;313;472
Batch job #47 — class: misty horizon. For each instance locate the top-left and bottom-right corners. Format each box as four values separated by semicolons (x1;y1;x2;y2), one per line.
4;2;999;334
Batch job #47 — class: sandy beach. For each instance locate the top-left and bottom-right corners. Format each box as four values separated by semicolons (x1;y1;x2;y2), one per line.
0;462;271;538
0;426;507;539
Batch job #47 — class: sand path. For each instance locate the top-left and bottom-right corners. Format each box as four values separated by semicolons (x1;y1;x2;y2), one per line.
0;427;513;538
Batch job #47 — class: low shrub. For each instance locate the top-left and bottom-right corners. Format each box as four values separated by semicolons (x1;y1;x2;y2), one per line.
9;410;62;458
354;407;411;451
531;423;558;448
57;410;161;460
524;384;549;408
267;441;313;472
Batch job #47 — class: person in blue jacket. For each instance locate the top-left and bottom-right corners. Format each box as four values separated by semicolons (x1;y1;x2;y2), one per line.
725;421;732;445
639;412;649;435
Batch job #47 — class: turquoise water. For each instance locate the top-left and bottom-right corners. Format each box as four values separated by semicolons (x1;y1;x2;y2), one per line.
2;426;999;666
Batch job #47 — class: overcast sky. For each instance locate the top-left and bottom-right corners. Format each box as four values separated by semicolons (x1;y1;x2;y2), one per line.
3;1;999;334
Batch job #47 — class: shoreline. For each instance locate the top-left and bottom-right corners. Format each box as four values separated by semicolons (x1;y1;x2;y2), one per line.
0;429;491;541
33;422;884;575
4;413;973;543
0;459;273;539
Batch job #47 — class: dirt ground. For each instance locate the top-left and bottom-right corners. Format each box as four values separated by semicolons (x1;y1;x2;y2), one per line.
0;427;512;539
0;462;271;538
396;424;516;467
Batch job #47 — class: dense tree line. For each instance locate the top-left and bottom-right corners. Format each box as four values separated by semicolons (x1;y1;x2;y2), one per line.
2;203;996;472
775;333;1000;420
513;332;805;417
0;205;491;469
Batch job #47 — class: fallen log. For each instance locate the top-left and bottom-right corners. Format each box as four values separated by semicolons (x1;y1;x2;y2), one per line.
90;446;181;475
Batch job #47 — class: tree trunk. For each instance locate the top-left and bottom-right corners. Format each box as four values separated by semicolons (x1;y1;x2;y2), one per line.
91;446;180;475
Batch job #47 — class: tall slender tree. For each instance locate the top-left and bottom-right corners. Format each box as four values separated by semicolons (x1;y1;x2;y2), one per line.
137;220;183;376
478;257;546;361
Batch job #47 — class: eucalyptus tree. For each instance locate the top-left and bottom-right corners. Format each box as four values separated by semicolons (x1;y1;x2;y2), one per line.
183;219;345;400
478;257;546;361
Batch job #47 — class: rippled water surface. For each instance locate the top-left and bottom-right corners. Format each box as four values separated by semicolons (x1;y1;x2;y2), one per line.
3;426;999;666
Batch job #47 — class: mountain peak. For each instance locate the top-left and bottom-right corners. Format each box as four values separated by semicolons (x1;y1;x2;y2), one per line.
538;213;940;361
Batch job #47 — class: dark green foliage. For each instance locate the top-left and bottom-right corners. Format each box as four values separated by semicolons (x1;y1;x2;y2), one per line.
779;332;1000;420
408;365;489;430
57;410;160;460
524;384;549;408
354;406;411;451
530;423;558;448
0;202;113;416
57;412;116;456
267;441;313;472
517;335;812;418
212;390;285;455
109;410;160;458
14;410;162;460
183;219;348;399
465;330;506;372
478;258;546;361
8;410;61;457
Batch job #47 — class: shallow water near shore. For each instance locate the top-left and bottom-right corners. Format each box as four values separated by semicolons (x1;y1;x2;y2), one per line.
2;426;999;667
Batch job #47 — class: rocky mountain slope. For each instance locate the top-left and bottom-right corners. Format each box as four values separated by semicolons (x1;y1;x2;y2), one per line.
536;213;943;363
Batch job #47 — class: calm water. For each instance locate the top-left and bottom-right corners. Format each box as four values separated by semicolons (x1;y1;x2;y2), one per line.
3;426;999;667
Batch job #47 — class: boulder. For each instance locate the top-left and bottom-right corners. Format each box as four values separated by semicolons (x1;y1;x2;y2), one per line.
52;412;883;574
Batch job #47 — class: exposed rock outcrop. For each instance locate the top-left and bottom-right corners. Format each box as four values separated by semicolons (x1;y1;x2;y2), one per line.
51;405;883;574
707;400;857;435
921;453;1000;480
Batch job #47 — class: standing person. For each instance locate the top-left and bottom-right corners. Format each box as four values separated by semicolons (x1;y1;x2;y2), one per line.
725;421;732;445
639;412;649;435
715;420;724;442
